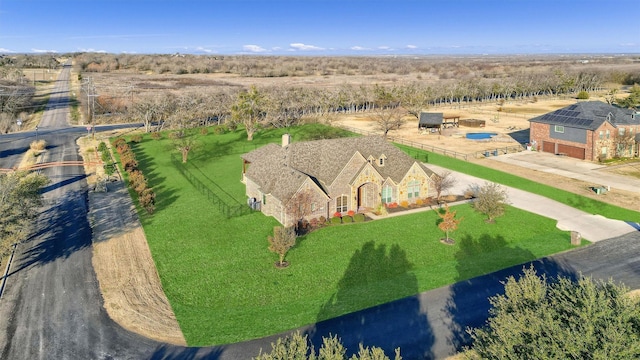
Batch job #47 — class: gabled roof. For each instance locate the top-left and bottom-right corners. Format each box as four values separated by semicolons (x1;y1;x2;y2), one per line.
242;136;434;201
419;112;443;126
529;101;638;130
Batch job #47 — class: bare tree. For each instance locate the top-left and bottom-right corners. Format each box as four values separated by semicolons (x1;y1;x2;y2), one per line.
372;106;407;139
432;171;457;202
285;189;315;231
171;130;197;163
268;226;296;268
470;182;510;223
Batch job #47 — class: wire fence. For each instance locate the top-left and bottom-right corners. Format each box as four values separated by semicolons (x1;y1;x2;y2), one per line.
171;154;252;218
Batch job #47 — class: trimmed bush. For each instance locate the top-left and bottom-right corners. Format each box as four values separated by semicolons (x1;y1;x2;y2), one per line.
342;216;353;223
577;90;590;99
330;216;342;225
353;213;366;222
151;132;162;140
130;134;143;143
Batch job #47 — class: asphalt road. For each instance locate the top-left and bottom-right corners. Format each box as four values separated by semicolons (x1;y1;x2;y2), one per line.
0;66;639;360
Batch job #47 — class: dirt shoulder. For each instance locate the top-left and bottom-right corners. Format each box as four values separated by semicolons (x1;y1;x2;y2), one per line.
78;136;186;346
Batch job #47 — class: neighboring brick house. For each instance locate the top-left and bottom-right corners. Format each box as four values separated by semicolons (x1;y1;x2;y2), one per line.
529;101;639;161
241;135;436;226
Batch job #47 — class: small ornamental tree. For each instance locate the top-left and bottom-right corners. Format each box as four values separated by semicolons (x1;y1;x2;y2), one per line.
467;266;640;359
285;189;315;231
469;182;509;223
437;204;462;244
171;130;198;163
268;226;296;268
432;170;457;202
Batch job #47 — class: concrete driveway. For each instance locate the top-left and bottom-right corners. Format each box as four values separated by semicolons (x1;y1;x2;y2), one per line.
427;162;638;242
487;151;640;194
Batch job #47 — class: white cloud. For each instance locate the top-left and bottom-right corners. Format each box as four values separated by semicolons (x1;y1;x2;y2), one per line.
196;46;214;53
77;48;105;53
289;43;324;51
243;44;267;53
406;45;417;49
0;48;15;53
32;48;58;53
351;46;369;51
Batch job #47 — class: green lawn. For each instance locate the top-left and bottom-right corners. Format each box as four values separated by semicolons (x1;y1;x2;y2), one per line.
126;125;588;346
397;144;640;222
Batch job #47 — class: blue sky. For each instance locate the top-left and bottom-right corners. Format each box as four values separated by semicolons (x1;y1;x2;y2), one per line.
0;0;638;55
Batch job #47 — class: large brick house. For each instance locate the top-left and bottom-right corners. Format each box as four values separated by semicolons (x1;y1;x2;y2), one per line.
529;101;639;161
241;135;436;226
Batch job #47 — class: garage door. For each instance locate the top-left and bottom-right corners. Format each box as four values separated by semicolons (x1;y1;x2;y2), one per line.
557;144;585;160
542;141;555;154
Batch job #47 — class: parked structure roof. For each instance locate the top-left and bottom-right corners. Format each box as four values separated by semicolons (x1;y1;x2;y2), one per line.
529;101;638;130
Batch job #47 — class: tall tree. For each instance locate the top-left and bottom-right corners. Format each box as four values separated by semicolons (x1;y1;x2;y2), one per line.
372;106;407;139
231;85;265;141
467;266;640;359
469;182;509;223
171;130;198;163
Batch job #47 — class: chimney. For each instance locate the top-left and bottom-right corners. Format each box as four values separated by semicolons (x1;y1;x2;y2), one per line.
282;133;291;147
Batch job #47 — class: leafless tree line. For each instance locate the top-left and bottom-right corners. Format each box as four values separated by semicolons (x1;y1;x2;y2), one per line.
87;70;607;129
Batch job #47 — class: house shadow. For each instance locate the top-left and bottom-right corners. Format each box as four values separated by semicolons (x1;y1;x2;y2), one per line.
443;233;578;353
507;128;530;144
309;241;435;359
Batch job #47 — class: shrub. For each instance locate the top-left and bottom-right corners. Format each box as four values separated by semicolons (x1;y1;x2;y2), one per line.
347;210;355;217
342;216;353;223
168;131;184;140
130;134;143;143
139;188;156;214
309;218;319;229
200;127;208;135
214;125;229;135
333;211;342;218
113;138;126;149
415;198;423;206
577;90;590;99
97;141;108;152
104;163;115;176
150;132;162;140
30;140;47;152
353;213;366;222
400;200;409;208
318;216;327;224
330;216;342;225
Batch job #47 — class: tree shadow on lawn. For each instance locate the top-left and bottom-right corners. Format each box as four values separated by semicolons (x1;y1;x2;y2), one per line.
444;233;578;354
309;240;436;359
130;142;179;215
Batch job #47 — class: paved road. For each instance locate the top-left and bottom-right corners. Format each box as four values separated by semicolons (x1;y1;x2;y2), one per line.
0;65;163;359
1;67;639;359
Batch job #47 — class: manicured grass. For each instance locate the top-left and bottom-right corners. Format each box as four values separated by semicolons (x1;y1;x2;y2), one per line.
124;125;587;346
396;144;640;222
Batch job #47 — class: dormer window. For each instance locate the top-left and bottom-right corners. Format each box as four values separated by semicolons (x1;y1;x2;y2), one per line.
378;154;387;167
367;155;375;165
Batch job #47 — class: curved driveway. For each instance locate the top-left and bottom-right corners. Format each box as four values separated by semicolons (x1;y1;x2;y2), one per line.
1;66;639;359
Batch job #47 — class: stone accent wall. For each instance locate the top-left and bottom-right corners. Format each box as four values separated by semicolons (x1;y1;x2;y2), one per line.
328;155;366;213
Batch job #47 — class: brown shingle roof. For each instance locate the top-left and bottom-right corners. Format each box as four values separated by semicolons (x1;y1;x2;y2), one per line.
242;136;434;200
